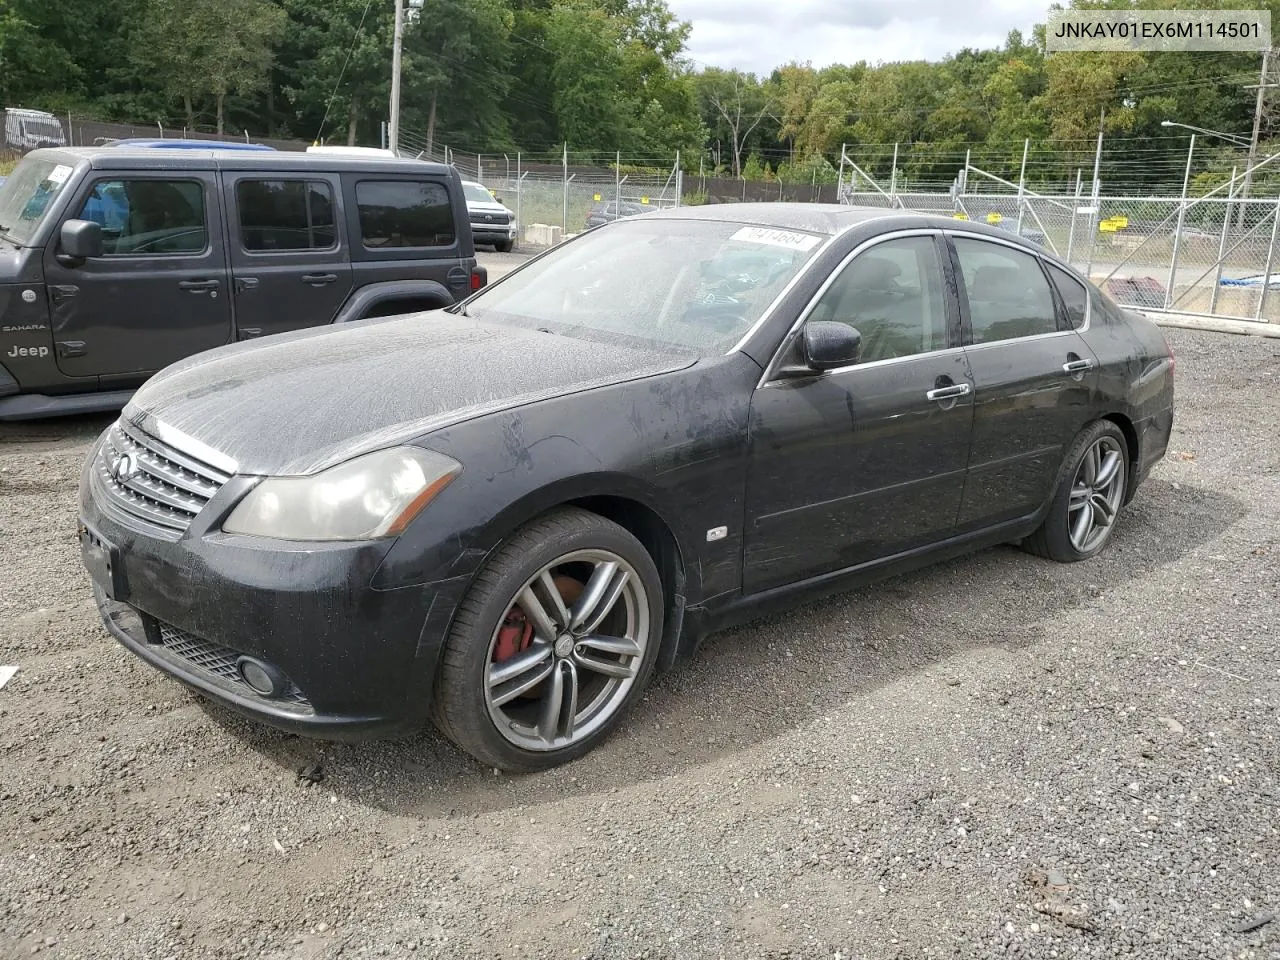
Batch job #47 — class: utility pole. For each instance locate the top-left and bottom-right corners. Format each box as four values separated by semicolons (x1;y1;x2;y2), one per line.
388;0;406;153
1239;47;1275;227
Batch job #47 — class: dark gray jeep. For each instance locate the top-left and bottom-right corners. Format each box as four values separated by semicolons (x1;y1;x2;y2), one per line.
0;147;486;420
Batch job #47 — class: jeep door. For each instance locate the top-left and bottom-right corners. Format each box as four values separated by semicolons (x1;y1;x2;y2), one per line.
42;170;232;382
223;172;353;339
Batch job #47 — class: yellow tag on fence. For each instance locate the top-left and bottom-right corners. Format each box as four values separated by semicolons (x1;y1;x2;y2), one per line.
641;197;649;204
593;193;601;201
986;212;1003;224
952;213;970;220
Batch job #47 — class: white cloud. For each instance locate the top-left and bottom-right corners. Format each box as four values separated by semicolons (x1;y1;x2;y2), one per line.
668;0;1048;75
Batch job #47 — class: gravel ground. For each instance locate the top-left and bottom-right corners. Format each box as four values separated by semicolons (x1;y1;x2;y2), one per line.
0;327;1277;960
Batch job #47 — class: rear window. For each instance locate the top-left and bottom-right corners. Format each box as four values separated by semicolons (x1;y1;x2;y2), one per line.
1047;263;1088;329
237;180;336;251
356;180;454;249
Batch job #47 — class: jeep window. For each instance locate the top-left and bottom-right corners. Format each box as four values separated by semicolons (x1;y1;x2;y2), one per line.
0;157;74;245
237;180;336;252
80;179;207;255
356;180;455;248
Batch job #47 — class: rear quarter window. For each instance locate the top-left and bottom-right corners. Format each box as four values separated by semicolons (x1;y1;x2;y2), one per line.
355;180;455;249
1047;263;1089;329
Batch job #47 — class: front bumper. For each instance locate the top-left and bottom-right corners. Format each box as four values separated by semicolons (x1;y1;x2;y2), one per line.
79;471;469;740
470;221;517;242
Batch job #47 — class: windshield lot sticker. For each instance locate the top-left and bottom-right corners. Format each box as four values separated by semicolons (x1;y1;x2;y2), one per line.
46;165;73;185
731;226;821;251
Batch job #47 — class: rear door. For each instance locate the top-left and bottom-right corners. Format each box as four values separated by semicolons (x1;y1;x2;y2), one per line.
947;233;1099;532
343;174;471;302
43;170;232;380
223;172;353;339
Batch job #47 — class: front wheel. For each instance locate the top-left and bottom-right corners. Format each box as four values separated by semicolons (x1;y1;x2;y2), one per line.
1024;420;1129;563
432;507;664;771
495;239;514;253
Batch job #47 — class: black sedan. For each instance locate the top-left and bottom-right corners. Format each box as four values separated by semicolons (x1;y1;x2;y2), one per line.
78;204;1175;771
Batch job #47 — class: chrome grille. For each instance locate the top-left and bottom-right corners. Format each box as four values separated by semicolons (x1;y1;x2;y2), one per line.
95;421;230;534
155;621;312;709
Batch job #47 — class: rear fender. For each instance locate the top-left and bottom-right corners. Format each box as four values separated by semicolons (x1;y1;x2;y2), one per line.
334;280;455;323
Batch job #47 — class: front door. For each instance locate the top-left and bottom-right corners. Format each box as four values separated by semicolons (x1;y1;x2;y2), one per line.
743;233;975;595
223;173;353;339
43;172;232;380
946;234;1101;532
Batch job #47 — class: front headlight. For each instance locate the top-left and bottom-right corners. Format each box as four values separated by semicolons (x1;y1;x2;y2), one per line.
222;447;460;542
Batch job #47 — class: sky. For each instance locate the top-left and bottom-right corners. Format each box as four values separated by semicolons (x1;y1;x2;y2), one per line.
668;0;1048;75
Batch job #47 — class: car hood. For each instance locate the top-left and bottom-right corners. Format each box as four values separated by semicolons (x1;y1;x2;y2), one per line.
467;201;512;216
123;312;693;476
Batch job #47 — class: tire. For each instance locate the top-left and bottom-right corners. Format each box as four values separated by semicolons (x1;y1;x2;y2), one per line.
495;239;514;253
1024;419;1130;563
432;507;664;771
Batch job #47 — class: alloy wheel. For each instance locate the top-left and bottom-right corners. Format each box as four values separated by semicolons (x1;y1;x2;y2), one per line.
483;549;650;752
1067;436;1126;553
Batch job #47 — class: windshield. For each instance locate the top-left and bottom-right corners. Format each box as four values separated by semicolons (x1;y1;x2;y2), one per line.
464;217;825;355
0;156;74;245
464;184;497;205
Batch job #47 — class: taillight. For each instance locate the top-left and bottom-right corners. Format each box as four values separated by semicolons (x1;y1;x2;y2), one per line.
470;268;484;291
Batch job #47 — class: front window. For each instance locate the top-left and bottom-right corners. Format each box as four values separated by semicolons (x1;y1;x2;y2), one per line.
807;236;948;362
463;218;825;354
78;179;207;255
0;156;74;246
463;184;495;205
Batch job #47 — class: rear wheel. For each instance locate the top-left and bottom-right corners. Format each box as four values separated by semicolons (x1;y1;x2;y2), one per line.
432;507;663;771
1024;420;1129;563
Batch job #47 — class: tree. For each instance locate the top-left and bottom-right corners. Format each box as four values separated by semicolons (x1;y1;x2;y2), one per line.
277;0;395;145
695;68;772;177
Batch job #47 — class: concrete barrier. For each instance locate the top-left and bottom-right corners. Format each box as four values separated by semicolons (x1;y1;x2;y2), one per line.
523;223;563;246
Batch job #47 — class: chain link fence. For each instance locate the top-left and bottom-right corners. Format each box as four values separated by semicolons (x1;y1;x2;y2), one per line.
840;141;1280;325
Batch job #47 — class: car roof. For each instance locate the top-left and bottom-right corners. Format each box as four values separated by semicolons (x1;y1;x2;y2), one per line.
25;146;455;176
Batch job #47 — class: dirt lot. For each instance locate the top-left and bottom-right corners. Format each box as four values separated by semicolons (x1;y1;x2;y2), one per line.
1;327;1277;960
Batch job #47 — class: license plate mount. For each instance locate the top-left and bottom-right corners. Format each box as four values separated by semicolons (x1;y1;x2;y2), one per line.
79;522;128;602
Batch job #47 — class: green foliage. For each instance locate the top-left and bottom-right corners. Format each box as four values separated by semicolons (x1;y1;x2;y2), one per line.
0;0;1273;197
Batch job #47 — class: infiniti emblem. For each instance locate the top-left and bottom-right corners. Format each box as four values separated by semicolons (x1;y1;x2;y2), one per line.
111;453;139;483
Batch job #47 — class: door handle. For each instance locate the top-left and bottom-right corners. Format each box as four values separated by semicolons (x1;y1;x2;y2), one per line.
178;279;219;293
926;383;972;402
49;284;78;304
238;328;264;340
302;273;338;286
1062;358;1096;374
235;277;260;293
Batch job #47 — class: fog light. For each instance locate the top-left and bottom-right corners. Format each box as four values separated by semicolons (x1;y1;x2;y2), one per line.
236;656;286;698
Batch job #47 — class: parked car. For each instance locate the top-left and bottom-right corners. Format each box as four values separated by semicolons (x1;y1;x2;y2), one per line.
584;199;646;230
461;179;516;252
78;203;1175;771
0;146;486;420
3;107;67;151
1220;272;1280;287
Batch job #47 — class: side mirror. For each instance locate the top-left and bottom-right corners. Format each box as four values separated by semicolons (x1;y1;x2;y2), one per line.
802;321;861;371
60;219;104;261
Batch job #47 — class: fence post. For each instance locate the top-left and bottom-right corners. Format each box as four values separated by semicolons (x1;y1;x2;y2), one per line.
616;150;621;207
674;150;680;208
1165;134;1195;310
1065;171;1082;265
563;174;576;235
515;153;522;243
1209;167;1236;314
836;143;846;203
1254;192;1280;321
1015;138;1029;233
890;142;899;207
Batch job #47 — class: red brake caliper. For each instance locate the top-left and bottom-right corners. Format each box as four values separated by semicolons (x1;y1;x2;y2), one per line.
493;608;535;663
